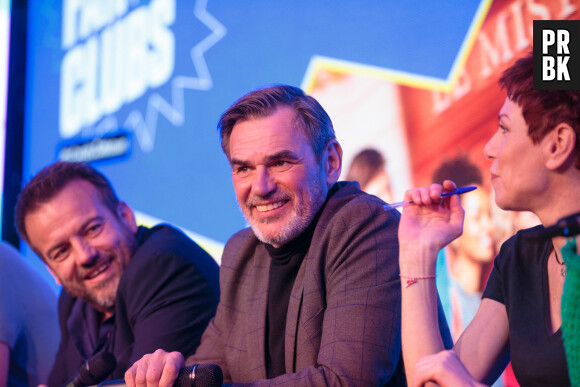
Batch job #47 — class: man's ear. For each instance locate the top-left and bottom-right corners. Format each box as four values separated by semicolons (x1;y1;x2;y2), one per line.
544;123;577;171
117;201;139;234
323;139;343;185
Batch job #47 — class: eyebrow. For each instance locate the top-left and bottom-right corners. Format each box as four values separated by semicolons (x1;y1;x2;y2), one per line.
230;150;302;167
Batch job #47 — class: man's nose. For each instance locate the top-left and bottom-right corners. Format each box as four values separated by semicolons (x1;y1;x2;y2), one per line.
251;166;276;197
73;238;99;267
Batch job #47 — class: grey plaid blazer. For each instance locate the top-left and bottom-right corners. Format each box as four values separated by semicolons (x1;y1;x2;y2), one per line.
187;182;404;385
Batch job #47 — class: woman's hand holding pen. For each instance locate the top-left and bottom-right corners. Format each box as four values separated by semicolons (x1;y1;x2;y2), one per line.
398;180;466;267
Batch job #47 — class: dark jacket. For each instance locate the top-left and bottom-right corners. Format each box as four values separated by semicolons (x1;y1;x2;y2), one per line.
49;224;220;386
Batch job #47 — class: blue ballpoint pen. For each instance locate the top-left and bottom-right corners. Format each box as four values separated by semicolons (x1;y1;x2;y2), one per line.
383;185;478;210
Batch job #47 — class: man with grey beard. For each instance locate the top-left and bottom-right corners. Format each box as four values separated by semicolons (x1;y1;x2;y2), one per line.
126;85;416;386
15;161;220;386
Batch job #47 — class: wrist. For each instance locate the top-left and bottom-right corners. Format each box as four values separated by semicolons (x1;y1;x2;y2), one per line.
399;273;436;288
399;243;440;275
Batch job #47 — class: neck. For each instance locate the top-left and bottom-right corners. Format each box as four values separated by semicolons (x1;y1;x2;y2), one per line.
102;309;113;322
551;236;570;258
534;173;580;226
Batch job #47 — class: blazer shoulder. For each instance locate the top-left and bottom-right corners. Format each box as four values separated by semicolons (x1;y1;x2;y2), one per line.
130;224;217;270
221;227;264;265
320;182;400;226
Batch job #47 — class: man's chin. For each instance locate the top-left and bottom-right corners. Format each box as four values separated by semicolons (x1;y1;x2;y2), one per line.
88;291;116;313
68;283;117;314
250;222;306;247
251;228;283;246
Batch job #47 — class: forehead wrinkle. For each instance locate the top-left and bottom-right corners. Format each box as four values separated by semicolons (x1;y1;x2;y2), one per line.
229;106;313;165
230;127;308;161
230;150;302;168
265;150;302;162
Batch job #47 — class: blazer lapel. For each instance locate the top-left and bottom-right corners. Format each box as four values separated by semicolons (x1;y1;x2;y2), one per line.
245;247;270;380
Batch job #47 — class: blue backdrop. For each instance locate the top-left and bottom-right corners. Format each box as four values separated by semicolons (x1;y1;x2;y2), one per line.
22;0;487;280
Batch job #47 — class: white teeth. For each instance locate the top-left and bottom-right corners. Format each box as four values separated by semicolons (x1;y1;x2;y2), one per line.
86;261;110;279
256;201;284;212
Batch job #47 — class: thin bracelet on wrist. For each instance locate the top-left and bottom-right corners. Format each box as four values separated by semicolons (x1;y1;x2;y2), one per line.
399;273;436;288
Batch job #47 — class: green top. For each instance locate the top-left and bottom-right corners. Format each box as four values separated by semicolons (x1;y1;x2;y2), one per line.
562;238;580;386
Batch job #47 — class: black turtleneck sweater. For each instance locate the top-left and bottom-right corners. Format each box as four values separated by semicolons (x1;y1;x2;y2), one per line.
263;184;338;378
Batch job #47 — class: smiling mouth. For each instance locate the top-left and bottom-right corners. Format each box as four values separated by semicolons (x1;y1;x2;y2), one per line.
85;258;112;280
255;200;287;212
